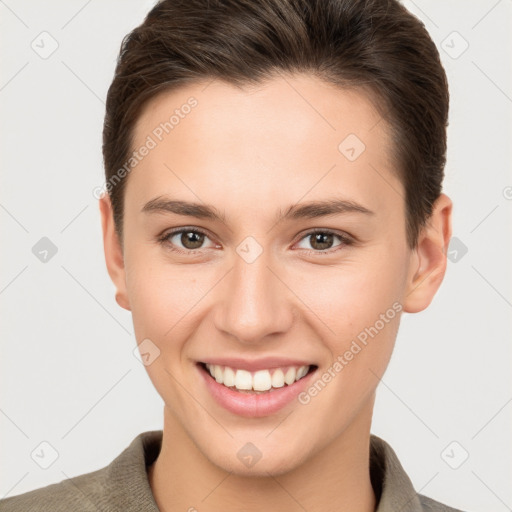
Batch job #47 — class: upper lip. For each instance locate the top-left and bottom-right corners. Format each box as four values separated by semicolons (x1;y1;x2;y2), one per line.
199;357;316;372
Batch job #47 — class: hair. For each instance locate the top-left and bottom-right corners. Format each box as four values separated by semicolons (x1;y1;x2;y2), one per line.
102;0;449;249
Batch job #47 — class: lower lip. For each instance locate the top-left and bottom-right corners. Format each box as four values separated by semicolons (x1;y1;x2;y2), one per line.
197;363;317;418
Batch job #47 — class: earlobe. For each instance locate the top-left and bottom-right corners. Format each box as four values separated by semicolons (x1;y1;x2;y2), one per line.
403;193;453;313
98;194;131;311
115;290;130;310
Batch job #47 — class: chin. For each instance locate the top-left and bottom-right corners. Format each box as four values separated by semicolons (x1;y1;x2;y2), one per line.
205;445;308;478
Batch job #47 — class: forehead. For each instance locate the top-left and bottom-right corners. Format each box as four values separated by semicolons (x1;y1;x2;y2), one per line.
133;74;389;154
127;74;402;223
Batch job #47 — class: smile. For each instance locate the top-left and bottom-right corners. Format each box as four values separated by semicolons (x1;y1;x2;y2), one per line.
204;363;312;393
197;361;318;417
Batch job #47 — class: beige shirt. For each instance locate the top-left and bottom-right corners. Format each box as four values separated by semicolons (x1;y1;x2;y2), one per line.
0;431;465;511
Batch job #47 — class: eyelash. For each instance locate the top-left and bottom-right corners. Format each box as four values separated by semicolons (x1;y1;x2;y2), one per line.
157;227;354;256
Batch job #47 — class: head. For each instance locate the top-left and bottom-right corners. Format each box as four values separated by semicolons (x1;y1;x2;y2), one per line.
100;0;452;476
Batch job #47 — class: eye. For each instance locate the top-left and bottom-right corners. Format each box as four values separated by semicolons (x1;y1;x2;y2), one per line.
157;227;218;254
157;227;353;256
295;229;353;254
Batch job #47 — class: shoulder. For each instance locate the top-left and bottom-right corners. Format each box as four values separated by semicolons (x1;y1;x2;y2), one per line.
0;467;109;512
0;430;162;512
369;434;469;512
418;492;468;512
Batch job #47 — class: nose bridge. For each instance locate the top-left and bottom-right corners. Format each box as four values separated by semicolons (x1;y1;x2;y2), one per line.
214;244;293;344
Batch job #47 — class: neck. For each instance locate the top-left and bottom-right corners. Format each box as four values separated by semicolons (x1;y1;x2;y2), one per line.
149;403;376;512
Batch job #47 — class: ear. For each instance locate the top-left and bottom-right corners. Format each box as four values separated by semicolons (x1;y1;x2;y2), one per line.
99;194;131;311
403;193;453;313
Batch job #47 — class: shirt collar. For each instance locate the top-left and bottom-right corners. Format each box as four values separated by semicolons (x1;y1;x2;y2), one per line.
369;433;425;511
105;430;425;511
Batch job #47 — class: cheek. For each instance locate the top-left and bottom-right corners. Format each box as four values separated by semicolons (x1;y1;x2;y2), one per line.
293;260;404;435
292;246;407;394
295;249;406;336
124;246;217;352
127;267;196;339
124;253;203;400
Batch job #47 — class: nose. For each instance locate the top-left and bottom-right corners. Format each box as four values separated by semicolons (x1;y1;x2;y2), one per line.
213;246;295;345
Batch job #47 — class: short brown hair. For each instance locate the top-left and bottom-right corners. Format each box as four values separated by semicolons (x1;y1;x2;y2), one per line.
102;0;449;248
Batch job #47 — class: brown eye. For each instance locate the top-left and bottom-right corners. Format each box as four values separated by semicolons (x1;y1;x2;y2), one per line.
309;232;335;251
295;229;352;254
178;230;205;250
158;227;217;254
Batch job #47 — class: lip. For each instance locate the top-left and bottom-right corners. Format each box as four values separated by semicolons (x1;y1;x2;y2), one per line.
197;362;318;418
200;357;315;372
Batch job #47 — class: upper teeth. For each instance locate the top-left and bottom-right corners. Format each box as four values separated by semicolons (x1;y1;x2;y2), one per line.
205;364;310;392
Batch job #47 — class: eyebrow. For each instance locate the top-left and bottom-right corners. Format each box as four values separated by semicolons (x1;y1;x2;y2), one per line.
141;196;374;224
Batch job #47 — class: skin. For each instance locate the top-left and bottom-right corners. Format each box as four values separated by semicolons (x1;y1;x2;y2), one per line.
99;73;452;512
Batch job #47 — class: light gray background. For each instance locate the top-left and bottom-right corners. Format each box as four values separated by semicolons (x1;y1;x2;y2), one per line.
1;1;511;510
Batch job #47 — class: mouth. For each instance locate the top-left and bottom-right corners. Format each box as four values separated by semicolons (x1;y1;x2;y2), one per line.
198;362;317;394
196;361;318;417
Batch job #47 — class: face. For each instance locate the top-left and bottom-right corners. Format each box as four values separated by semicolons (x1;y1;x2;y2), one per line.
100;73;451;476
